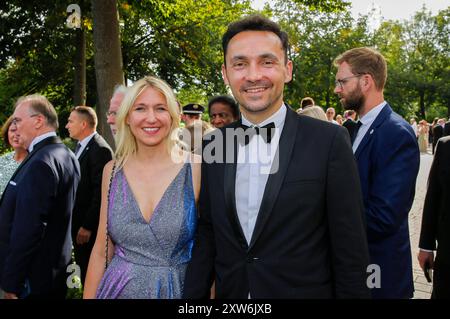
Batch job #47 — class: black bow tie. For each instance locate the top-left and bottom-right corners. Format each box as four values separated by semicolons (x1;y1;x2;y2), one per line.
239;122;275;145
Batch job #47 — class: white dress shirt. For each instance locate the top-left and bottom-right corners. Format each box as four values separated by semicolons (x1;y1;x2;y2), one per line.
352;101;387;153
235;104;286;244
75;132;97;159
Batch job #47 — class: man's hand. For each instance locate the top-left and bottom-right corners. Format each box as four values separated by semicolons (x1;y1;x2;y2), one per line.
76;227;92;245
418;250;434;271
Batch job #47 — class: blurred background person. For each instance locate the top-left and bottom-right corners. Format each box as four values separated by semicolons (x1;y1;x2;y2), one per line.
326;107;338;124
342;110;359;138
432;118;445;154
181;103;204;127
0;116;28;196
300;96;315;109
418;120;429;153
106;84;127;137
207;95;239;128
298;105;328;122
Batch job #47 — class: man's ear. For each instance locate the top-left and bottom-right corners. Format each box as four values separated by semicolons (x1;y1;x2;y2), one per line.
284;60;293;83
34;114;44;129
362;74;373;91
222;64;229;85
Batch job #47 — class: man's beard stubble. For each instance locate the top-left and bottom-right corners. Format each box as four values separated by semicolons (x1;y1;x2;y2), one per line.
340;84;365;114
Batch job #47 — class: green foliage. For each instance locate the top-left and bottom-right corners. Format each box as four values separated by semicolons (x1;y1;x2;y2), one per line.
292;0;350;12
273;1;372;113
0;0;97;138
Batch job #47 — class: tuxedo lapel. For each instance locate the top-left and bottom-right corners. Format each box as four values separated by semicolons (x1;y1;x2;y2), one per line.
248;108;298;250
223;121;248;250
354;104;392;160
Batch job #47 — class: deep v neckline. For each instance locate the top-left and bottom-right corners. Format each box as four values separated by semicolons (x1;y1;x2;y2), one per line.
122;163;187;224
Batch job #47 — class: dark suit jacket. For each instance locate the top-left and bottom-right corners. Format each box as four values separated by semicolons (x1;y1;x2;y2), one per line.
419;136;450;297
432;125;444;154
71;133;113;239
0;136;80;297
343;118;358;135
184;107;370;299
444;122;450;137
354;104;419;299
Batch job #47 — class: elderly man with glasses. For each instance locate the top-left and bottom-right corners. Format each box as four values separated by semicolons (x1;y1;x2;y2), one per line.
0;94;80;299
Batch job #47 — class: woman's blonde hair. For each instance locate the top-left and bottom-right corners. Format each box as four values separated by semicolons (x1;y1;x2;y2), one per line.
298;105;328;122
114;76;181;170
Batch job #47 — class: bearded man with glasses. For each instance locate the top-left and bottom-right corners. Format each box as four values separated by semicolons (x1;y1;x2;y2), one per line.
334;47;420;299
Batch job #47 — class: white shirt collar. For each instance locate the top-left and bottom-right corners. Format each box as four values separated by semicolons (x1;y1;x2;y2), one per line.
76;132;97;159
359;101;387;125
352;101;387;153
28;132;57;153
78;131;97;148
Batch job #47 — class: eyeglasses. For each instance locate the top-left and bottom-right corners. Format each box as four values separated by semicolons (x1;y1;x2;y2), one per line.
106;111;117;117
334;74;364;89
11;113;40;126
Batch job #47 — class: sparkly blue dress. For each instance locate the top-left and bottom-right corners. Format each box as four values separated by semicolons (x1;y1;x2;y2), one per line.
96;163;197;299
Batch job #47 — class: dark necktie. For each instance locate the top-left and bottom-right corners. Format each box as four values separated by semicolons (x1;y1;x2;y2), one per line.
351;121;363;144
74;142;82;155
239;122;275;145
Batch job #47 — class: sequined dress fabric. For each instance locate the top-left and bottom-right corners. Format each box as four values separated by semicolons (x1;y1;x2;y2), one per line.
0;152;20;196
96;163;197;299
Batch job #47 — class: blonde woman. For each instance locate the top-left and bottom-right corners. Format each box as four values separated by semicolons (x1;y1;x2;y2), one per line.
83;76;201;299
298;105;328;122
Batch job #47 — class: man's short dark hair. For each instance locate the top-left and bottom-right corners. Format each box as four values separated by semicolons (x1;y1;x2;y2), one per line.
72;106;98;129
208;95;240;119
222;14;290;65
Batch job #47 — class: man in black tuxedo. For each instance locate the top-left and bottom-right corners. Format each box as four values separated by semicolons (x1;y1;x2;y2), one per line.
183;15;370;299
0;94;80;298
418;136;450;298
65;106;113;285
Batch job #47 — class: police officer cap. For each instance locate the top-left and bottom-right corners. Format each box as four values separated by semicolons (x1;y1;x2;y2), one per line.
183;103;204;114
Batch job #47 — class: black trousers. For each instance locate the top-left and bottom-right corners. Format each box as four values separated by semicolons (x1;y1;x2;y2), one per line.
431;257;450;299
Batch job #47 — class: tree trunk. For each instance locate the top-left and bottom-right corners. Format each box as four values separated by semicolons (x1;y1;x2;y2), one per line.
325;59;332;108
73;28;86;106
91;0;124;148
419;90;425;119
